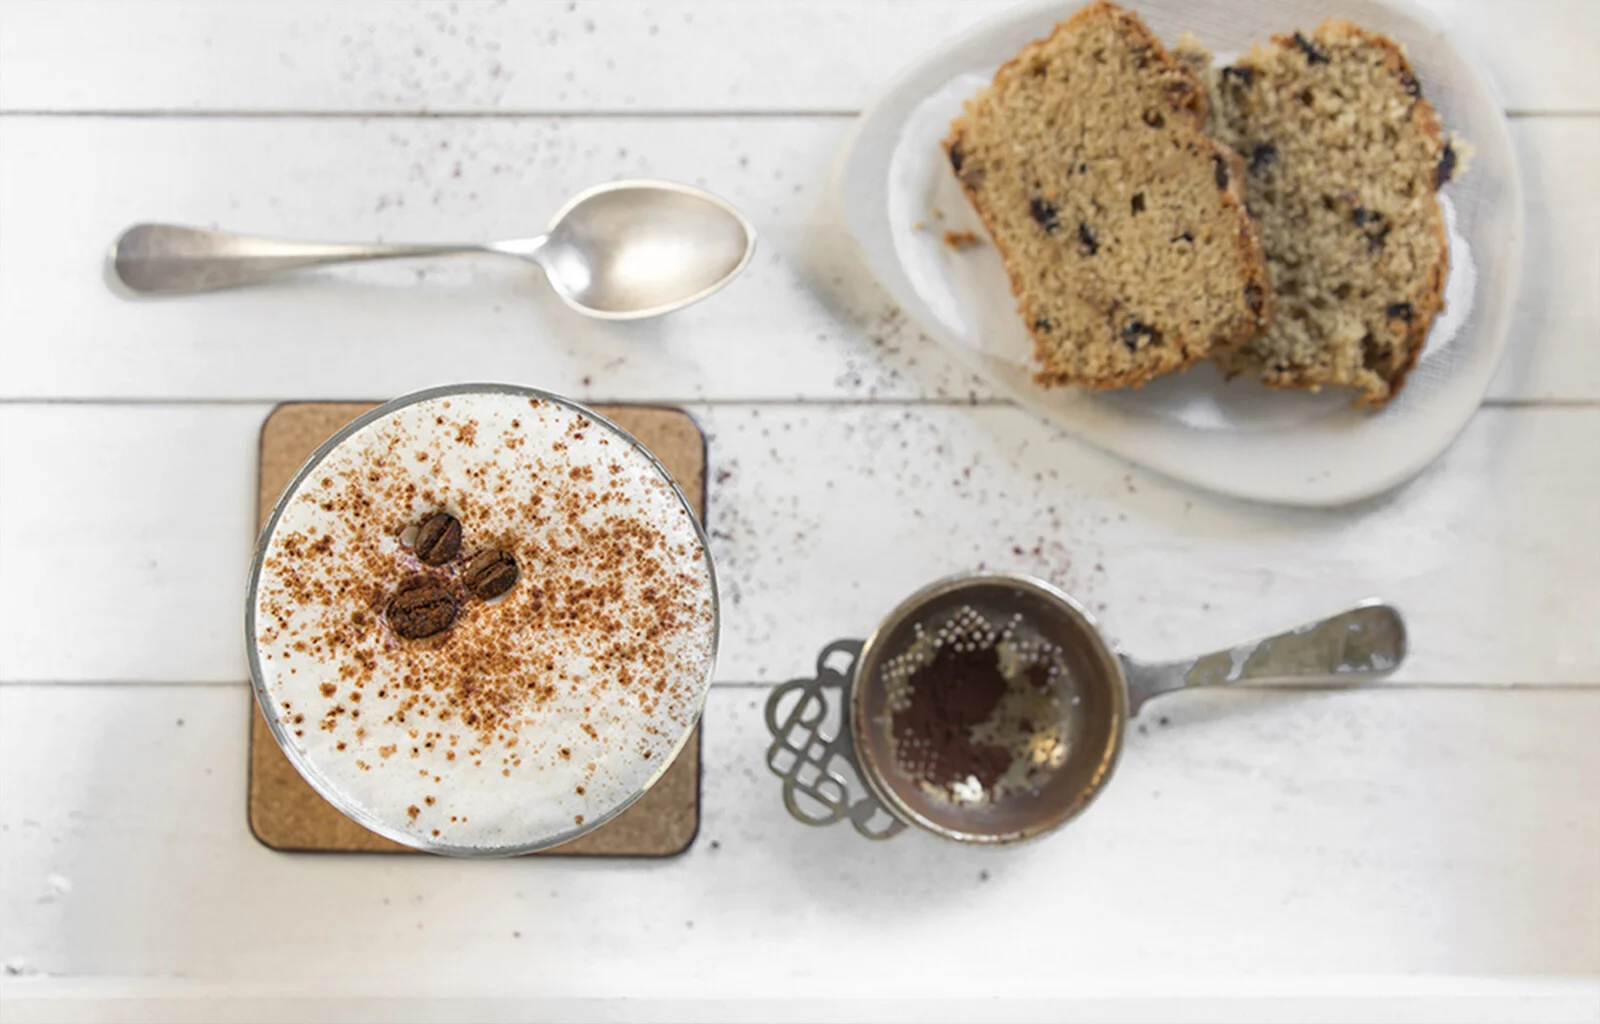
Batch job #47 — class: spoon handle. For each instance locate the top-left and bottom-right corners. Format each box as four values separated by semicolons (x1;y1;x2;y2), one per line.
110;223;483;294
1121;602;1406;714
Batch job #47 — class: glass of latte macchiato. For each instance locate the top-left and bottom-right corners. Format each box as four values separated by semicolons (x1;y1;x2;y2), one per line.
246;383;719;855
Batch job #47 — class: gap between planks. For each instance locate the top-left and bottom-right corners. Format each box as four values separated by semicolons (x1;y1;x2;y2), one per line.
1;397;1595;409
0;109;1593;120
3;679;1597;693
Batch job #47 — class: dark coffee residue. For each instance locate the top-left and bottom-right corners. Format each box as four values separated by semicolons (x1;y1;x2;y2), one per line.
892;643;1013;793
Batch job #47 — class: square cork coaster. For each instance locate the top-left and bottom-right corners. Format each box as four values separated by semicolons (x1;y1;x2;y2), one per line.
248;401;706;857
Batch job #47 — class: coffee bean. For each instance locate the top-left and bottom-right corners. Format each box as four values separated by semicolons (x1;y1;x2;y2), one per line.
415;512;461;565
387;575;458;640
463;550;519;600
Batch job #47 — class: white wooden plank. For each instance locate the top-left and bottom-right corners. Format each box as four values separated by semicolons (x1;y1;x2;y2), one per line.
1;684;1596;991
2;403;1596;686
0;1;1593;115
0;405;265;682
0;116;1592;403
701;403;1600;685
3;984;1597;1024
0;115;988;403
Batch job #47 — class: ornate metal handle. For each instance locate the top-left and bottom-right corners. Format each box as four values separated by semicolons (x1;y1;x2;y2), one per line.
763;640;904;840
1121;601;1407;714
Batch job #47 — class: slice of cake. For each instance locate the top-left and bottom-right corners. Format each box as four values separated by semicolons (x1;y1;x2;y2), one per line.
1179;22;1461;406
944;0;1273;390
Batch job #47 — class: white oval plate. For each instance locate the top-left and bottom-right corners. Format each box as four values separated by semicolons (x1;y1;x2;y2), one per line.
834;0;1522;506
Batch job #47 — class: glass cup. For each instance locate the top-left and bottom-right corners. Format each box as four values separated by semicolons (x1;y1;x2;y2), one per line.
245;383;720;856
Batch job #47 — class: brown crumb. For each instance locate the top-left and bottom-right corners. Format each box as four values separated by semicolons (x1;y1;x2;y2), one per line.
942;229;983;251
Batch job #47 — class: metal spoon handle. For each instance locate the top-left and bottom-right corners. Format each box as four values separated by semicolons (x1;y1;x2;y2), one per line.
1122;602;1407;713
110;223;490;294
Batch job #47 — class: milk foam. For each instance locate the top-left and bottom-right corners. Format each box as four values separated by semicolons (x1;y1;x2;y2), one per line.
250;389;717;853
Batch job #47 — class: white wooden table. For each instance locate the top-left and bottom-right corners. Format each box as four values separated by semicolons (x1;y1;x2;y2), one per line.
0;2;1596;1021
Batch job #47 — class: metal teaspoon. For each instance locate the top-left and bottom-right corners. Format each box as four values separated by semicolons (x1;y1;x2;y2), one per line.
109;179;757;320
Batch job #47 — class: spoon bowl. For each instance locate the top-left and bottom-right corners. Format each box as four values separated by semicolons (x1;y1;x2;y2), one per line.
535;181;756;319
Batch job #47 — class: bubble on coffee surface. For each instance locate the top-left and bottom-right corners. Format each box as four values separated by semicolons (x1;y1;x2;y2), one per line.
880;604;1080;806
252;392;716;851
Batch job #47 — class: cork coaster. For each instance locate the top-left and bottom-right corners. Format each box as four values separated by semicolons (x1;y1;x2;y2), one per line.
248;401;705;857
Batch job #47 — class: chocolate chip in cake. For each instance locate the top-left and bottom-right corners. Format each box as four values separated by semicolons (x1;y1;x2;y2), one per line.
1293;32;1331;64
1029;197;1061;234
1142;108;1165;129
1221;65;1255;88
947;142;966;174
1077;222;1099;255
1249;143;1278;175
1213;155;1230;190
1435;143;1458;189
1130;193;1146;215
1386;302;1416;321
414;512;462;565
1245;283;1267;317
1121;319;1162;351
1360;331;1389;372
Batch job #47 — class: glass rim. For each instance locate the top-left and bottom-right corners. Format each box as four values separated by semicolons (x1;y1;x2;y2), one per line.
243;382;721;858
